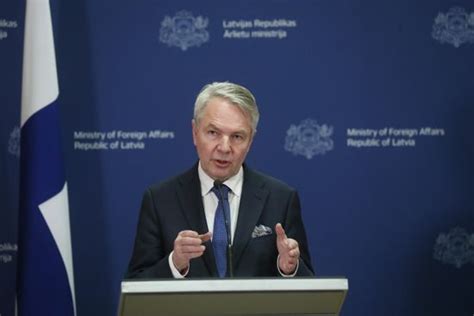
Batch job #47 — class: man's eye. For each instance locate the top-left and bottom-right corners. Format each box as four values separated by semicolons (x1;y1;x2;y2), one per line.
207;130;217;136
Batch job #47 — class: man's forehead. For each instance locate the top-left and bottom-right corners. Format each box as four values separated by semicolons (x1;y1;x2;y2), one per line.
201;102;252;129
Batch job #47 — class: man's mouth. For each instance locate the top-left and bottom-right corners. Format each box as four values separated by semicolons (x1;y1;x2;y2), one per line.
214;159;231;167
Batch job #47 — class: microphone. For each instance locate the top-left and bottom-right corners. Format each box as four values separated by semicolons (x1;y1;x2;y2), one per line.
214;181;234;278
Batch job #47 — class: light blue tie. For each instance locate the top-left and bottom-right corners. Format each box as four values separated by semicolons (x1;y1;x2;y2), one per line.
211;184;231;278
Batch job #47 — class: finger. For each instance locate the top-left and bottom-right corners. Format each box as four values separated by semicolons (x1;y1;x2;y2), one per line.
286;238;299;250
286;258;297;266
178;230;199;238
276;235;290;251
177;236;205;246
199;232;212;242
288;248;300;258
179;245;206;253
278;236;293;250
275;223;287;239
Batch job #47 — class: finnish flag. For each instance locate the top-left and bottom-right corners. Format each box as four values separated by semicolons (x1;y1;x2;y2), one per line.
17;0;76;315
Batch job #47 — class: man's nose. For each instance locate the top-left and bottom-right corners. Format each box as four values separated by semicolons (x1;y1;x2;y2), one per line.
217;136;231;152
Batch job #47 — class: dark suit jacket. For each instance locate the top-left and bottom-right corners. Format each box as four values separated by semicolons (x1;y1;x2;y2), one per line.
126;163;314;278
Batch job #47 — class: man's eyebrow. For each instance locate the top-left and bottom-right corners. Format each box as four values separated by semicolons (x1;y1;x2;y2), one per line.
206;123;221;131
206;123;249;135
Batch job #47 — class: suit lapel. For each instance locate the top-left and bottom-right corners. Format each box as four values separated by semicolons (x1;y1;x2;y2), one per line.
176;164;217;276
232;166;268;269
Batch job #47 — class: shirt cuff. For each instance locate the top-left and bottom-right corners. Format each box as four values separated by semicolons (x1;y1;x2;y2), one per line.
276;254;299;277
168;251;189;278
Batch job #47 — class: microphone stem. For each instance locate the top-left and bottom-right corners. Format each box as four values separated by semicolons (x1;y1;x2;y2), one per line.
228;244;233;278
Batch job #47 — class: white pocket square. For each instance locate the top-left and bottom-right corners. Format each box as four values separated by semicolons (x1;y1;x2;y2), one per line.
251;224;273;238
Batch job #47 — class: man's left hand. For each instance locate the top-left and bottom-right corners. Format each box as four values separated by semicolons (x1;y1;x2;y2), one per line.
275;223;300;275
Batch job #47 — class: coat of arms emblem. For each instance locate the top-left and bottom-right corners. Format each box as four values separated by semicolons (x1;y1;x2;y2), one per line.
432;7;474;48
159;11;209;51
433;227;474;268
284;118;334;160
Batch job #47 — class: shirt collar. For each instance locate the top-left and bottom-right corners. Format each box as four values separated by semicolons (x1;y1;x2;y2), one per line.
198;161;243;197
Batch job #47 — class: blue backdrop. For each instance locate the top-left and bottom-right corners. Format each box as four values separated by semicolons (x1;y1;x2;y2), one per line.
1;0;473;315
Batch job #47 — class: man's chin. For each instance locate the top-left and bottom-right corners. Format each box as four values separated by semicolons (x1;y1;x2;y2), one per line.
212;174;231;182
210;169;234;182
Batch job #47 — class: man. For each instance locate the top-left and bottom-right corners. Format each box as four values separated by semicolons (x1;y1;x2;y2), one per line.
126;82;313;278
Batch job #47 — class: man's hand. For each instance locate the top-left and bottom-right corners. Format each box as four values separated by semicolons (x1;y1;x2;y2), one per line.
275;223;300;275
172;230;211;272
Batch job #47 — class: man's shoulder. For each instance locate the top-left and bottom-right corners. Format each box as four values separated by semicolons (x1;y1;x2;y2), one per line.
147;164;197;194
244;165;296;193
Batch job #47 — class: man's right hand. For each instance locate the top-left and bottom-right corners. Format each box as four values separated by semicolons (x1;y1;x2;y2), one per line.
172;230;211;272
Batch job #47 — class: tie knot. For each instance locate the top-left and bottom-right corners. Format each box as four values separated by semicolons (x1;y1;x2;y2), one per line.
212;184;230;201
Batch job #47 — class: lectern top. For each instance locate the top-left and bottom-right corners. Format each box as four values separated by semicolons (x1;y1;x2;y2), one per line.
122;277;348;293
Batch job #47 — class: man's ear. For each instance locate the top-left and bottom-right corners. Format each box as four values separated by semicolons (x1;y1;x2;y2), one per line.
192;119;197;146
246;131;255;153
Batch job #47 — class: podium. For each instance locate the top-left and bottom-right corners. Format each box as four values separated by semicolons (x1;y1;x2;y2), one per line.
118;278;348;316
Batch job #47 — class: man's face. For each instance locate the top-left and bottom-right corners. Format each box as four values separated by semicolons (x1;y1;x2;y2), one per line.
193;97;254;182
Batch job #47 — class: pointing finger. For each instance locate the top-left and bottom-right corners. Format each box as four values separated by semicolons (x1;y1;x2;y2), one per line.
275;223;287;239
